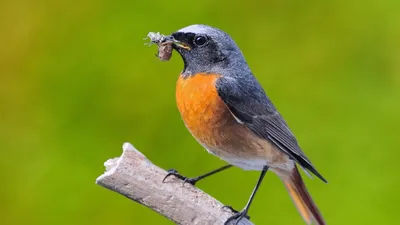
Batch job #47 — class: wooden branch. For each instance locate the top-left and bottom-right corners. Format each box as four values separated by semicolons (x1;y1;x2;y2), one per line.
96;142;254;225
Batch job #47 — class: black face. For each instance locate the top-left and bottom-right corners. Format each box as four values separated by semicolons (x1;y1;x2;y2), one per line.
171;32;228;75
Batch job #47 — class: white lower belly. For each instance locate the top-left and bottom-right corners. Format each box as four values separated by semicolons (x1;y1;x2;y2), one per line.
220;156;268;171
214;152;295;172
200;140;294;172
203;146;265;170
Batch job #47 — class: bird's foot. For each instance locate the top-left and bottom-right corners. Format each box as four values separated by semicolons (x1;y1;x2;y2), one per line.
162;169;198;185
224;209;250;225
222;205;239;214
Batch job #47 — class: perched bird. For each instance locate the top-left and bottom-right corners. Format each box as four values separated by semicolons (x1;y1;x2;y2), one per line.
159;24;327;225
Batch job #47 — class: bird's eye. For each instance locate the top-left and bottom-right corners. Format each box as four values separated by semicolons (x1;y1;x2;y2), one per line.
194;35;208;46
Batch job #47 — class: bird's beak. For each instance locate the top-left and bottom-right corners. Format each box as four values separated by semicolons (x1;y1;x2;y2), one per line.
161;34;191;51
172;40;191;50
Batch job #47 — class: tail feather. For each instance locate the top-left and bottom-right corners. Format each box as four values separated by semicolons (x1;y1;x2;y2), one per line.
283;166;326;225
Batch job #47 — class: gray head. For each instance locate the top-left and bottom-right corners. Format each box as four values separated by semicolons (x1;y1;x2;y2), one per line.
170;24;251;77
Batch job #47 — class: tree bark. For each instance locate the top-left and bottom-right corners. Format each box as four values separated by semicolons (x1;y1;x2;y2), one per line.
96;142;254;225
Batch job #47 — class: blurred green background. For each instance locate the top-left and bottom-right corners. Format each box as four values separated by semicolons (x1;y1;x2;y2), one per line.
1;0;399;224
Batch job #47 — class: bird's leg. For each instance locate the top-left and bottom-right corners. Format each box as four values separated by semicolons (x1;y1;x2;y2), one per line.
224;165;269;225
162;165;232;185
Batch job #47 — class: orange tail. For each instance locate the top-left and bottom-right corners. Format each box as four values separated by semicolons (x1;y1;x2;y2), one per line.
283;166;326;225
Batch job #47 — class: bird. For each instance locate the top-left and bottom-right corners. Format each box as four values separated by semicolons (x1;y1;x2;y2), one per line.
160;24;327;225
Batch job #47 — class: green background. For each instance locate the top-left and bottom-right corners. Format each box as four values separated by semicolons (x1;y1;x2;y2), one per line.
1;0;399;224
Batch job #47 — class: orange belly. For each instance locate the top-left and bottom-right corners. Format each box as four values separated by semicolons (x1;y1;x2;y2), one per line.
175;73;291;170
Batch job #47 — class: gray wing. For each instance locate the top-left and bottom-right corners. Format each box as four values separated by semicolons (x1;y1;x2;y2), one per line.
216;76;327;183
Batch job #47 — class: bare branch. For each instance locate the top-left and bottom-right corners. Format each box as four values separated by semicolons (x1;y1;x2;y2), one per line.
96;142;254;225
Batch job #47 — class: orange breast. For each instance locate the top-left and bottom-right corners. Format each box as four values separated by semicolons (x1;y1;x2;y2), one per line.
175;73;286;165
176;73;231;148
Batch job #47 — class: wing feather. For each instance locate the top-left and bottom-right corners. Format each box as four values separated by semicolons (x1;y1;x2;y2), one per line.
216;76;327;183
